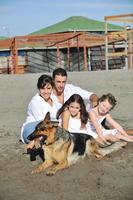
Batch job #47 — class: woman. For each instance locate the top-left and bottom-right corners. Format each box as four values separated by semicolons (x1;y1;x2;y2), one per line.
21;74;60;149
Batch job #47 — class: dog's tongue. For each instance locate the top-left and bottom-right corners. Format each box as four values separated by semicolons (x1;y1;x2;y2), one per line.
39;136;44;141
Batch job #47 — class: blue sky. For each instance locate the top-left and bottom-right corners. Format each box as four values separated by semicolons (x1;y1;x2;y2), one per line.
0;0;133;37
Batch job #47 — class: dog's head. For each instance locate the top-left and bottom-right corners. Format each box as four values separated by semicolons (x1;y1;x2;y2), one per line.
27;112;58;145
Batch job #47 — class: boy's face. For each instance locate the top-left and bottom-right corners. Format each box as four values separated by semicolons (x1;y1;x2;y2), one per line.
53;75;67;94
98;99;112;115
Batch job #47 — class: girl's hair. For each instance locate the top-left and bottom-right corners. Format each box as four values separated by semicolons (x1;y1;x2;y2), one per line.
57;94;89;124
98;93;117;110
37;74;54;89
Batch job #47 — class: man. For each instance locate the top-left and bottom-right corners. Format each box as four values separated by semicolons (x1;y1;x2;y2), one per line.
51;67;98;109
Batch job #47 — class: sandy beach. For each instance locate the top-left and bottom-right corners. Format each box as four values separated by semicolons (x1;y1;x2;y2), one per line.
0;69;133;200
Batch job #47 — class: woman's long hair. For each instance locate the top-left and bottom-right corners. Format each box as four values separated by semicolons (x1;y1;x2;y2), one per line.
57;94;88;124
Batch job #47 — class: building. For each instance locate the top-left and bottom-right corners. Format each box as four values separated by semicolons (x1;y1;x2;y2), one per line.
0;15;132;74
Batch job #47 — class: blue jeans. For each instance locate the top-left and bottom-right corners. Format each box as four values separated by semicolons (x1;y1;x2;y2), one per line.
22;121;41;144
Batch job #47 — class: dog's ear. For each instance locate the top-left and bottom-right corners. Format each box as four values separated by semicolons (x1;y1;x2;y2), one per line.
44;112;50;122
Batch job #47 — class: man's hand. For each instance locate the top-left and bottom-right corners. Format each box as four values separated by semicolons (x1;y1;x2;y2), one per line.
90;94;98;108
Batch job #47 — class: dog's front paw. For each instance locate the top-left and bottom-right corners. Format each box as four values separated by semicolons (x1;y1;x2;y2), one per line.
46;168;56;176
95;154;104;160
46;172;54;176
31;166;42;174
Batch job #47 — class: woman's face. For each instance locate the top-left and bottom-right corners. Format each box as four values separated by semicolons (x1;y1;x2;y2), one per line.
98;99;112;115
39;83;53;101
68;102;81;117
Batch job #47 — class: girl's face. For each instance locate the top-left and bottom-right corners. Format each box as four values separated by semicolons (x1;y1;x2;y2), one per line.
98;99;112;115
68;102;81;117
39;83;53;101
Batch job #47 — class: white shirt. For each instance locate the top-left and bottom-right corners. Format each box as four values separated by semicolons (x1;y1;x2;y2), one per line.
68;116;87;133
58;116;87;134
24;93;60;124
21;93;60;143
86;109;117;138
51;83;93;108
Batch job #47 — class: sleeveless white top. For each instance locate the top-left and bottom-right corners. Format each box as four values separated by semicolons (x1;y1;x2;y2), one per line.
68;116;87;133
86;109;117;138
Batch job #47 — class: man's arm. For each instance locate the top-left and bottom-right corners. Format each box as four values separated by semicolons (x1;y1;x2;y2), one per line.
67;84;97;102
89;94;98;108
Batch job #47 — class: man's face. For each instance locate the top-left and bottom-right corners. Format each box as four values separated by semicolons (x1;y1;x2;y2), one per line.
53;75;67;94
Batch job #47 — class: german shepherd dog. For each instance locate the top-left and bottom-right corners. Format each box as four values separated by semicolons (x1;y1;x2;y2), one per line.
27;112;104;175
27;112;133;176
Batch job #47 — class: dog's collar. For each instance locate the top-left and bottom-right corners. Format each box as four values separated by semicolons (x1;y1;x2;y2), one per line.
54;127;70;141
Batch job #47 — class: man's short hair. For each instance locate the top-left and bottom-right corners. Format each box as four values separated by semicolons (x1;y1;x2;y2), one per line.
52;68;67;80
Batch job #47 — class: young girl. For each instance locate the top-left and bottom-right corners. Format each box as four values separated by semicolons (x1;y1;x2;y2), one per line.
21;74;60;149
87;93;133;145
57;94;89;133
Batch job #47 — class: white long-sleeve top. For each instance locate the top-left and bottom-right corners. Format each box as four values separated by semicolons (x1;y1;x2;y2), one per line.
20;93;60;143
24;93;61;124
51;83;93;107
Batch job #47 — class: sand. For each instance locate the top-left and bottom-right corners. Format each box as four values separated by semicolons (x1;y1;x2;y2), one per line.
0;69;133;200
